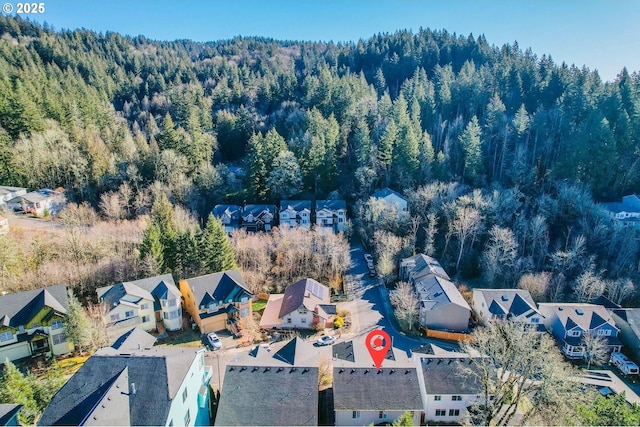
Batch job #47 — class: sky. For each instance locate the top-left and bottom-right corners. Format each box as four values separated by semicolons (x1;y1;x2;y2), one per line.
8;0;640;81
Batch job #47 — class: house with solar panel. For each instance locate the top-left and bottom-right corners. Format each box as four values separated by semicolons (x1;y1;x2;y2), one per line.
538;303;622;359
96;274;182;338
259;278;335;330
38;347;212;426
471;289;545;331
0;284;73;362
179;270;253;335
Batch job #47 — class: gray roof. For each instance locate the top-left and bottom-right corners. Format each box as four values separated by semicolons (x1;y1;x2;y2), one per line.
279;200;311;213
215;365;319;426
212;204;242;217
184;269;252;308
38;347;202;426
372;187;406;201
420;356;485;395
0;284;68;328
242;205;275;218
97;274;178;313
414;275;470;312
315;200;346;211
110;327;157;351
538;303;618;333
279;278;329;318
613;308;640;342
474;289;541;318
7;191;49;204
333;367;422;411
0;404;22;425
236;337;319;368
401;254;451;281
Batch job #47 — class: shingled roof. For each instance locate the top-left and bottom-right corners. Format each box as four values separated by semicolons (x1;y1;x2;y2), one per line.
333;367;422;411
0;284;68;328
278;278;330;318
110;327;157;351
38;347;201;426
0;404;22;425
185;270;252;309
215;365;319;426
419;356;485;395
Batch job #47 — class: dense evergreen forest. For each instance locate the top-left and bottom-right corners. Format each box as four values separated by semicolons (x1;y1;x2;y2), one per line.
1;16;640;302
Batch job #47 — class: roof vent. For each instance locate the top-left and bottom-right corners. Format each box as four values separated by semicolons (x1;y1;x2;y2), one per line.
558;307;564;311
576;308;585;315
501;295;509;302
302;368;309;374
364;369;369;374
339;369;344;373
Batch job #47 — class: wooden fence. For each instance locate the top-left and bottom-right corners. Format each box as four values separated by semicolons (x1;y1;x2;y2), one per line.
425;328;475;343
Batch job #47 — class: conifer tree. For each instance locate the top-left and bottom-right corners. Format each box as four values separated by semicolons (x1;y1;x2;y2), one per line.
65;289;92;354
199;214;237;273
139;223;165;270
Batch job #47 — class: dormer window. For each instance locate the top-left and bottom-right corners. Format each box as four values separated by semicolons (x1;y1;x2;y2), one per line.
568;330;581;337
209;303;216;312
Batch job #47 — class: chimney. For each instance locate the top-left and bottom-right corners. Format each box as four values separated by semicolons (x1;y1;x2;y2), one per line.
129;383;136;396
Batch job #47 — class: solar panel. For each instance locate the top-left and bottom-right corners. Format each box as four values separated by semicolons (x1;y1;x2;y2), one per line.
307;280;324;299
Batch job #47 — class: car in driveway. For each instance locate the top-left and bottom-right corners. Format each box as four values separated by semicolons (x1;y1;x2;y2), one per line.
316;335;336;346
206;332;222;350
364;253;374;264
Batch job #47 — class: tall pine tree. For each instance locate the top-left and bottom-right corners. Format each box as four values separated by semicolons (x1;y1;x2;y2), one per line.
199;214;237;273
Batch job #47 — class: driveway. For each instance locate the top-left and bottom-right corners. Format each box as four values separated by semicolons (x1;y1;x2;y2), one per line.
7;215;64;231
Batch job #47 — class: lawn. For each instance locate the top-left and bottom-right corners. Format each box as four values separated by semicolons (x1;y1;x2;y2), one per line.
252;299;268;312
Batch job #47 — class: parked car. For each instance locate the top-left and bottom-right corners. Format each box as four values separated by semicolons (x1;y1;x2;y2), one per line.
206;332;223;350
316;335;336;346
364;253;374;263
369;267;377;277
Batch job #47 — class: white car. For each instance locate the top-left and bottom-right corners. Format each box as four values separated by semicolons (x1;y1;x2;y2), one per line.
364;253;374;264
316;335;336;346
206;333;222;350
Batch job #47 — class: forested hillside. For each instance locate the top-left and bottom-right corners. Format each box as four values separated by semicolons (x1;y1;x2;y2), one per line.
1;16;640;302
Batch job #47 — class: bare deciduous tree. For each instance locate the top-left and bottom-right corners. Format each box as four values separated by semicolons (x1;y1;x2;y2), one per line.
452;205;483;273
606;278;635;305
573;270;606;303
517;272;551;301
389;282;419;331
461;321;590;426
481;225;518;286
581;332;609;370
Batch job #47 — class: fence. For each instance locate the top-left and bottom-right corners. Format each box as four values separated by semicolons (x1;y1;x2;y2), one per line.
425;328;475;343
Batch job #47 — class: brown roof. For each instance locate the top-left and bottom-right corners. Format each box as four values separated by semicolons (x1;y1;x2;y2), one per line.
278;278;330;318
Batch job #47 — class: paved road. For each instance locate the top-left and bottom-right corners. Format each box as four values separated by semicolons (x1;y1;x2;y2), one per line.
340;238;460;355
7;215;64;231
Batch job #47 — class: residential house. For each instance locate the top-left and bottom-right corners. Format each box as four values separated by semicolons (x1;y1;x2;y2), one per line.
602;194;640;229
315;199;347;232
180;270;253;335
472;289;545;331
259;278;335;330
279;200;312;229
0;186;27;208
215;337;319;426
538;303;622;359
97;274;182;338
0;216;8;235
110;327;157;351
0;404;22;426
400;254;471;332
241;204;276;232
416;355;489;425
372;187;408;212
38;347;213;426
400;254;451;282
0;284;73;362
212;205;242;234
6;189;66;217
333;336;423;426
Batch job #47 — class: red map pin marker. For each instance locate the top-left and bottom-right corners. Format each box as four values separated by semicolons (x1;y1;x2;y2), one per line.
366;329;391;370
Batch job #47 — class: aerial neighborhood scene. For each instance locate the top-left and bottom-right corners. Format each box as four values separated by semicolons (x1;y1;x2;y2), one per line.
2;1;640;426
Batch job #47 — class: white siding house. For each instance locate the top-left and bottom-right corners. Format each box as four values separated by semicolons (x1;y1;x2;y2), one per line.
472;289;545;330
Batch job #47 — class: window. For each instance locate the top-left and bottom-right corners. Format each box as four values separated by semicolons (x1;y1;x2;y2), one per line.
142;316;150;323
597;329;612;336
379;411;387;419
449;409;460;417
52;333;67;345
352;411;360;419
161;300;168;308
182;387;188;402
0;331;12;342
241;308;249;317
531;317;540;323
434;395;441;401
125;310;134;318
168;299;177;307
452;395;462;401
568;330;581;337
183;409;190;427
110;314;120;322
301;318;307;324
287;318;292;324
209;303;216;312
163;312;169;320
435;409;446;417
169;310;181;320
51;320;63;330
241;297;248;304
140;303;149;310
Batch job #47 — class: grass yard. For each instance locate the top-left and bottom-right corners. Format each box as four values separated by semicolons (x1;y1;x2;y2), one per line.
252;299;268;312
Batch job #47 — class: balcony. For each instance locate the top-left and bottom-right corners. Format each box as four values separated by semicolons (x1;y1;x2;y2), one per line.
107;316;143;329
